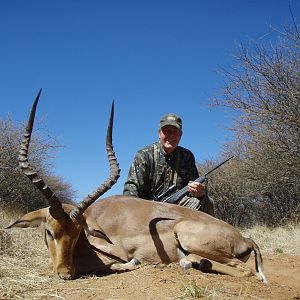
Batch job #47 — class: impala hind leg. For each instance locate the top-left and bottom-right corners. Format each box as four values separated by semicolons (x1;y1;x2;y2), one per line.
179;253;254;278
174;221;255;278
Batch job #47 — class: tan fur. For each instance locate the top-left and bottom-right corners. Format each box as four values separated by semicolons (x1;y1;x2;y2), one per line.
7;195;267;283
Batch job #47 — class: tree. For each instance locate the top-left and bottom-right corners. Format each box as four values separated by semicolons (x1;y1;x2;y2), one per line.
0;117;75;214
208;24;300;226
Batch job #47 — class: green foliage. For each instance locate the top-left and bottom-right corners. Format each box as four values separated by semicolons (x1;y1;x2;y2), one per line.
274;248;284;254
182;280;204;298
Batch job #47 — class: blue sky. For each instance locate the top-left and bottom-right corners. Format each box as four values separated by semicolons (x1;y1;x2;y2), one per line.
1;0;299;200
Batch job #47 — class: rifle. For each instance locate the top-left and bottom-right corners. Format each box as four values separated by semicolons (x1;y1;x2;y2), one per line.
156;155;234;204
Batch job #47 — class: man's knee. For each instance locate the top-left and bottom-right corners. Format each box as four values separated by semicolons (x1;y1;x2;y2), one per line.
178;196;201;210
178;195;214;216
200;195;215;216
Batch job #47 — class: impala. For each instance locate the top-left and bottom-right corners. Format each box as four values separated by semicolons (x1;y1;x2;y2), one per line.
6;90;267;283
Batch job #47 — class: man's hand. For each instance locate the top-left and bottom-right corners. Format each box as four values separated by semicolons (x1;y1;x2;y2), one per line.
188;181;205;197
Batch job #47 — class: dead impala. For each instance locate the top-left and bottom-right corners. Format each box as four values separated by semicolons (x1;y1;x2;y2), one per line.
6;90;267;283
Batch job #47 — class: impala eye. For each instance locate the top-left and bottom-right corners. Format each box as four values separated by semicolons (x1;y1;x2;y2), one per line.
45;228;54;239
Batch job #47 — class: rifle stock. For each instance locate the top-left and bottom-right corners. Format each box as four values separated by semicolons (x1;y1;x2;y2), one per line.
159;155;234;204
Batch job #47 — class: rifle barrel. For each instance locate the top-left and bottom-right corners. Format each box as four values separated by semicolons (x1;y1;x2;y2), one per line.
204;155;234;177
163;155;234;204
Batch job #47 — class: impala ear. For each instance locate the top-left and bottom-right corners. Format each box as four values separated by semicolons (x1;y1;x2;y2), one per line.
5;208;49;229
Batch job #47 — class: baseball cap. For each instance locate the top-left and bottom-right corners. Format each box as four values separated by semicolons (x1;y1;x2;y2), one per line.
159;113;182;132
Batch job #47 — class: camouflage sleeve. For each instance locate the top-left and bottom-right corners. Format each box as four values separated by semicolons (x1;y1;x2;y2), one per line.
123;150;151;199
184;150;208;199
187;151;199;181
178;148;199;184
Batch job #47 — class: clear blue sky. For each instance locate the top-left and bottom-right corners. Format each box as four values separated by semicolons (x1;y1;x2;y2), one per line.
1;1;299;200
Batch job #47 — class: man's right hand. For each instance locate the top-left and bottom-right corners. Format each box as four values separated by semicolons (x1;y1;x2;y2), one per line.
188;181;205;198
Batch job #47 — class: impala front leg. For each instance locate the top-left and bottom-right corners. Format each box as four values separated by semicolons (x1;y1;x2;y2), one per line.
110;258;141;272
87;235;129;262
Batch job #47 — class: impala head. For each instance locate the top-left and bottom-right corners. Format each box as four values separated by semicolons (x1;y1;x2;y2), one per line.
6;205;85;279
6;90;120;279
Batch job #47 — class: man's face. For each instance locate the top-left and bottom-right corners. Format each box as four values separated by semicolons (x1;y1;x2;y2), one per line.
159;125;182;154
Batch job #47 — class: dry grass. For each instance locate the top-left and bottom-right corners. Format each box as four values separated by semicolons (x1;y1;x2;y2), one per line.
1;210;299;299
174;279;228;299
241;224;300;255
0;211;52;299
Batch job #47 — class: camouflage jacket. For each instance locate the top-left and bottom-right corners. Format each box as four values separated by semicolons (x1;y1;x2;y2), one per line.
123;142;199;200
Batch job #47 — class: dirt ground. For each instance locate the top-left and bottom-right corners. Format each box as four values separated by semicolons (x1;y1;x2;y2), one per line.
1;224;300;299
13;253;300;300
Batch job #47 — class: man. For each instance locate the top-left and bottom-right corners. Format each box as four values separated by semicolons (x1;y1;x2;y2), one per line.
123;113;214;215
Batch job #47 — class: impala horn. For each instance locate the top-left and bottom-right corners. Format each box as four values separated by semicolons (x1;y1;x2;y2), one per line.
19;89;66;220
70;100;120;220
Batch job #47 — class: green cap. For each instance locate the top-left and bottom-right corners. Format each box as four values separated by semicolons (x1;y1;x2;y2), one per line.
159;113;182;131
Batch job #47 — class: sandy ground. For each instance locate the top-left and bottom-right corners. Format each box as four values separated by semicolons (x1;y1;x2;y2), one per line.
1;223;300;299
7;253;299;300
